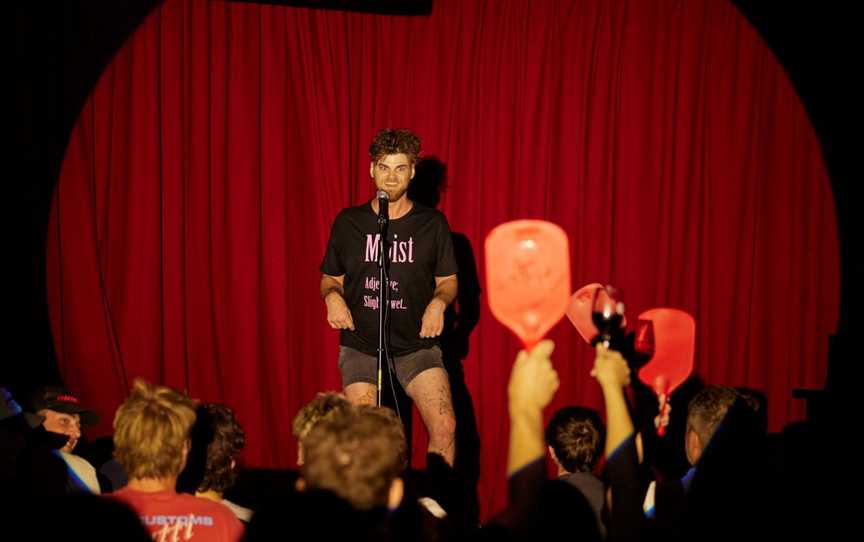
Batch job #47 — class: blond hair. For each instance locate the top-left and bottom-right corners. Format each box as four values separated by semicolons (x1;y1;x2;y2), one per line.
113;379;197;480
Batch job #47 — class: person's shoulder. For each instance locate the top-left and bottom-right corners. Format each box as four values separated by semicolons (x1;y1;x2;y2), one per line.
178;494;244;519
338;202;372;217
108;485;134;500
566;471;605;493
332;203;374;226
178;496;245;538
106;486;147;508
409;202;435;215
222;498;253;522
61;451;96;470
177;493;225;510
409;203;448;222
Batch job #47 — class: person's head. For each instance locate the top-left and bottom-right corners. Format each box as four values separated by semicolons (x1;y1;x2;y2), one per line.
368;128;421;203
193;403;246;495
113;379;197;481
291;392;351;465
29;386;100;453
735;386;768;436
300;405;407;510
354;404;408;471
685;386;739;465
545;406;604;474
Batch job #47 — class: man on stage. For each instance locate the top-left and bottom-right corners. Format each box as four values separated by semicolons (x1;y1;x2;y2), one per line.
320;128;458;465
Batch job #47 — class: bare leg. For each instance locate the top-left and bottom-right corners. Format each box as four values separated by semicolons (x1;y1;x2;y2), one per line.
344;382;377;406
406;368;457;466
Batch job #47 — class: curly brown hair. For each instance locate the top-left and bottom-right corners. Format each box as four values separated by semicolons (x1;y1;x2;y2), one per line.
368;128;421;164
301;405;406;510
195;403;246;494
545;406;604;473
291;392;351;440
354;404;408;472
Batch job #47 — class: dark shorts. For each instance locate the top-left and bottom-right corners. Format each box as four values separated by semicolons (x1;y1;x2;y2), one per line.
338;345;445;389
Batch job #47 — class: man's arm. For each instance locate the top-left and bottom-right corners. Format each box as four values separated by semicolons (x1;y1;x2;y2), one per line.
488;340;559;531
419;274;457;338
591;344;633;456
320;274;354;330
592;344;644;542
507;340;559;475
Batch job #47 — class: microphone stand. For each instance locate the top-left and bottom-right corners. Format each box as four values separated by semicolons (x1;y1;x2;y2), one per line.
376;199;389;407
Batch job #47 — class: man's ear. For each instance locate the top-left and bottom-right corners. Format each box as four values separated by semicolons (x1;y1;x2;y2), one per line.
388;477;404;510
178;439;191;471
370;161;375;178
685;428;702;466
547;445;560;466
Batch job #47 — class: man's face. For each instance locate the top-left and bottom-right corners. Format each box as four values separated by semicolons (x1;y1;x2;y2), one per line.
370;153;415;203
40;409;82;453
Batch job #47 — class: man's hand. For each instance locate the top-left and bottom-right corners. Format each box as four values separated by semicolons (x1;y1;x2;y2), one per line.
590;343;631;390
321;274;354;330
325;292;355;330
420;298;446;338
419;275;457;338
655;394;671;432
508;340;560;416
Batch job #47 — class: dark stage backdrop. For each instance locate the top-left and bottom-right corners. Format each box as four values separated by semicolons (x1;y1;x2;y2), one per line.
46;0;838;518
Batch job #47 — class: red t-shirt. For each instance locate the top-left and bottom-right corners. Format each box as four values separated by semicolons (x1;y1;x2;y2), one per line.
110;487;244;542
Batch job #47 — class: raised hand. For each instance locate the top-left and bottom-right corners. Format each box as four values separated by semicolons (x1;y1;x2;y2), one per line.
508;340;560;415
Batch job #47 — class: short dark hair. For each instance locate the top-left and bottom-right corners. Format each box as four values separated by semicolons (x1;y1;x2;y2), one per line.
301;406;406;510
545;406;604;473
369;129;421;164
196;403;245;494
687;386;739;448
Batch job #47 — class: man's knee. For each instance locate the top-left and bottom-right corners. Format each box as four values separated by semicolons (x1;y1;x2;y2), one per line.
430;405;457;440
344;383;377;405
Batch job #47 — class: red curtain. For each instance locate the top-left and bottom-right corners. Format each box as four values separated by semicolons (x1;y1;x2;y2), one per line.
47;0;839;518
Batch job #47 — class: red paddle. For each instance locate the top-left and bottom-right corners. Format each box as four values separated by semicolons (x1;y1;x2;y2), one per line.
635;308;696;436
566;283;603;343
485;220;571;349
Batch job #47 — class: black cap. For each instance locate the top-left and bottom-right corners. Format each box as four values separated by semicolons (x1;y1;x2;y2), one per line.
28;386;100;427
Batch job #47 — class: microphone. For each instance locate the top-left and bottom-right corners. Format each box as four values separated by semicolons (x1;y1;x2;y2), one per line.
377;189;389;221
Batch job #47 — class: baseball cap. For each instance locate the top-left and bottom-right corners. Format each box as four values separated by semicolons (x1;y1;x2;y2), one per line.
28;386;100;427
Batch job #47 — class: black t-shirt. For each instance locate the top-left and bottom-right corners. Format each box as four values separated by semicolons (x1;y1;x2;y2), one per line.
320;201;458;356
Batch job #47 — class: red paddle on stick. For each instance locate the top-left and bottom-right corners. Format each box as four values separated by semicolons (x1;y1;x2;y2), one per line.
485;220;571;349
635;308;696;436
